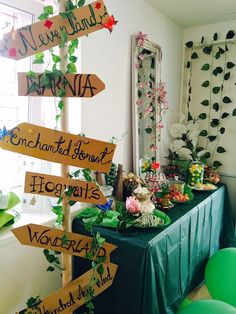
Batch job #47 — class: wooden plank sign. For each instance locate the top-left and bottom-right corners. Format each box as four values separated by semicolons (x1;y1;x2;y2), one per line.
12;224;116;263
18;73;105;98
24;172;107;205
0;0;110;60
0;123;116;173
16;262;118;314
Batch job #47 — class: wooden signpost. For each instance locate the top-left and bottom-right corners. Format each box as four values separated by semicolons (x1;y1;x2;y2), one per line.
17;262;118;314
24;172;107;204
0;122;116;173
0;0;110;60
18;73;105;98
12;224;116;263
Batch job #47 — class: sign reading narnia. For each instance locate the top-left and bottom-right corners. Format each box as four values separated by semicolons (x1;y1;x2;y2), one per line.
17;262;118;314
0;0;110;60
24;172;107;204
18;73;105;98
0;123;116;173
12;224;116;263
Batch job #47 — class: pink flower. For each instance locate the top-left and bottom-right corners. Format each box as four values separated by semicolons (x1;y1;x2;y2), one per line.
138;53;145;60
156;122;164;129
136;31;147;46
136;99;144;106
135;63;141;69
150;144;158;151
126;196;141;214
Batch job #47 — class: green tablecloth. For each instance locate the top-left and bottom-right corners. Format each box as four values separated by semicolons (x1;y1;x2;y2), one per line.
72;184;235;314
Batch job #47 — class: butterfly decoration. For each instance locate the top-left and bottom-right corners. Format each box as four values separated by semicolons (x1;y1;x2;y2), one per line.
97;198;113;213
102;15;118;33
0;126;11;141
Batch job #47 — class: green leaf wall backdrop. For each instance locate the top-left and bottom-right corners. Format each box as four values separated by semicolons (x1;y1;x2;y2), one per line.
182;30;236;170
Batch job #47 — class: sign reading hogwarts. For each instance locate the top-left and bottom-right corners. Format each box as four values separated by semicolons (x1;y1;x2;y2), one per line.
0;123;116;173
0;0;110;60
18;73;105;98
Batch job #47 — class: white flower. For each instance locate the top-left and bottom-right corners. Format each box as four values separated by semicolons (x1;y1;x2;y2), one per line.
197;150;209;158
186;122;199;132
170;140;186;152
176;147;193;160
188;130;199;149
170;123;187;138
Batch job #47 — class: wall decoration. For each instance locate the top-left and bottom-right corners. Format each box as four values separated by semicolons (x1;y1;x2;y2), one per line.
24;172;107;204
0;0;111;60
12;223;116;263
18;73;105;97
0;122;116;173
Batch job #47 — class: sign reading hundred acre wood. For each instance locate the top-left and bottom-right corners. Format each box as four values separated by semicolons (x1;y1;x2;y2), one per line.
17;262;118;314
18;73;105;98
0;0;110;60
12;224;116;263
0;123;116;173
24;172;107;204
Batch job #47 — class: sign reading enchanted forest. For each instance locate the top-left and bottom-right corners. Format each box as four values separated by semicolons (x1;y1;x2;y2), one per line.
0;0;110;60
24;172;107;204
18;73;105;98
17;262;118;314
12;224;116;263
0;123;116;173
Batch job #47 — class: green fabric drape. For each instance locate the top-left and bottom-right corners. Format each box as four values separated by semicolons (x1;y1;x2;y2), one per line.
72;184;235;314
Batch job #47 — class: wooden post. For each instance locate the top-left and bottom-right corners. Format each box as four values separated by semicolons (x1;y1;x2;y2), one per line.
59;0;71;288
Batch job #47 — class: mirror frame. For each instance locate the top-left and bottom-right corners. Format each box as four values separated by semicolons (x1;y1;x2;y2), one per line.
131;34;162;175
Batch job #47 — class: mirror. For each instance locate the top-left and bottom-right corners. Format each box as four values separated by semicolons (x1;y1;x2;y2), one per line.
132;34;162;175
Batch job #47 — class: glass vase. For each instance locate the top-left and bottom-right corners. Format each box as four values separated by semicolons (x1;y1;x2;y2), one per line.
188;161;204;186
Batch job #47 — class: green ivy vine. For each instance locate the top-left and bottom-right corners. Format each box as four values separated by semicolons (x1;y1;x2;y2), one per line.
185;30;236;169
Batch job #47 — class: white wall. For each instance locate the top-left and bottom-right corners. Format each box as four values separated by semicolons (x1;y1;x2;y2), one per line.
183;20;236;210
80;0;183;172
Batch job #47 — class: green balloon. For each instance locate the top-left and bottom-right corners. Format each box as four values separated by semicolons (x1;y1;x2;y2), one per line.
205;248;236;307
178;300;236;314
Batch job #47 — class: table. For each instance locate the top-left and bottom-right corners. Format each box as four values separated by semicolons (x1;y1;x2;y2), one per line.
72;184;235;314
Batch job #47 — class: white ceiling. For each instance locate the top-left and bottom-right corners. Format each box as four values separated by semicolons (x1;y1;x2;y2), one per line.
146;0;236;27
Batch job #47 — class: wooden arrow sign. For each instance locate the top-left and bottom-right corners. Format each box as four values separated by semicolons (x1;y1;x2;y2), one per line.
12;224;116;263
0;123;116;173
18;73;105;98
16;262;118;314
24;172;107;205
0;0;110;60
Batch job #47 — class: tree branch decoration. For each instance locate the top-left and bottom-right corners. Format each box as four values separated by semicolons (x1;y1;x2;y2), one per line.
184;30;236;169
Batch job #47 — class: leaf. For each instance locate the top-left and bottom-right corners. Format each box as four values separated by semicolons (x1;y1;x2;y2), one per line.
52;54;61;63
57;89;66;97
145;127;153;134
77;0;86;7
224;72;230;81
97;264;104;275
227;62;235;69
226;30;235;39
69;55;78;63
27;71;36;78
189;87;192;94
47;266;55;272
211;119;220;127
96;232;105;247
44;5;53;15
186;61;191;68
212;86;221;94
58;100;64;111
217;146;226;153
59;30;68;47
213;161;223;169
38;13;49;21
185;41;193;48
203;45;212;54
196;147;204;153
40;75;50;87
220;127;225;134
213;103;219;112
203;152;211;159
201;100;209;106
219;47;225;54
208;135;217;142
215;52;221;59
213;32;218;41
201;63;210;71
67;63;77;73
199;130;208;137
232;109;236;116
201;80;209;87
213;67;223;76
198;113;207;120
191;52;198;59
221;112;229;119
223;96;232;104
201;36;204;44
188;112;193;121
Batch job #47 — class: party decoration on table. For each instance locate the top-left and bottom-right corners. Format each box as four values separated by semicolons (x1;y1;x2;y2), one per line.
12;223;116;263
0;0;111;60
205;248;236;307
188;161;204;186
139;155;152;179
0;192;20;229
191;182;217;191
177;299;236;314
204;166;220;184
132;185;155;214
16;262;118;314
0;122;116;173
123;172;144;200
18;73;105;98
24;172;107;205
